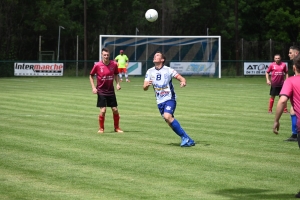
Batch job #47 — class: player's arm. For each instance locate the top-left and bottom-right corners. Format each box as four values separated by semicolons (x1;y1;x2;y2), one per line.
114;55;118;62
265;71;271;85
143;71;152;91
143;71;153;91
114;74;121;90
125;56;129;67
175;74;186;87
285;65;289;79
89;74;97;94
143;80;153;91
114;56;119;66
273;95;288;134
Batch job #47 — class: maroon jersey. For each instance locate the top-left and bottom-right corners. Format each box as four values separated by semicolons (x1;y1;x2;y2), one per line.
90;61;119;95
266;62;288;87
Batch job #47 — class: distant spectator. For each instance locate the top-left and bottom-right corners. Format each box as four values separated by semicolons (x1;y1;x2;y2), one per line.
115;50;130;82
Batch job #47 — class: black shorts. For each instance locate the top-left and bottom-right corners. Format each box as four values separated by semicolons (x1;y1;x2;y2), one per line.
97;94;118;107
269;86;282;96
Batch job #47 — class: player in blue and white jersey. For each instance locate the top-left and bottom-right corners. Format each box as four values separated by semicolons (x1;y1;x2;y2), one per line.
143;51;195;147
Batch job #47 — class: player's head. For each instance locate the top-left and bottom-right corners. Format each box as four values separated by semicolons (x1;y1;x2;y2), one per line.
289;46;300;60
101;47;110;61
153;51;166;65
120;50;124;55
293;54;300;73
274;54;281;64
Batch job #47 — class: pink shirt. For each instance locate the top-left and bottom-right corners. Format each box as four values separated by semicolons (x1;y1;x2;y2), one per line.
280;76;300;125
90;61;119;96
266;62;288;87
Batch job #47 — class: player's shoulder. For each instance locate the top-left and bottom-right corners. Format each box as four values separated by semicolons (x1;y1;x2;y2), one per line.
288;75;300;80
267;63;275;69
94;61;102;66
109;60;118;66
164;65;177;72
147;66;156;71
285;76;300;85
160;65;172;71
269;62;275;66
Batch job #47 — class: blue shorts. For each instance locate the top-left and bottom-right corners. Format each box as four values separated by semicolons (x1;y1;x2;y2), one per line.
157;100;176;117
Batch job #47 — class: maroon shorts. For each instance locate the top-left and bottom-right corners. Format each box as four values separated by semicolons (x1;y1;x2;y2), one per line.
97;94;118;107
269;86;282;96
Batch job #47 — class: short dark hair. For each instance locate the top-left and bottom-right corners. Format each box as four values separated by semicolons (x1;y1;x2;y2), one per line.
290;46;300;52
274;54;281;58
293;54;300;72
102;47;109;53
156;51;166;65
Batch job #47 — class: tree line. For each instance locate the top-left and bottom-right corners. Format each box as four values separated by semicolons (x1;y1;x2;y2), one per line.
1;0;300;62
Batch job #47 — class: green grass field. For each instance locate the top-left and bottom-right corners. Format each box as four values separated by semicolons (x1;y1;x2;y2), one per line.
0;76;299;200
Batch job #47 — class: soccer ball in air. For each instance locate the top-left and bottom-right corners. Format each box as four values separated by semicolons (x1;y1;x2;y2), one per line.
145;9;158;22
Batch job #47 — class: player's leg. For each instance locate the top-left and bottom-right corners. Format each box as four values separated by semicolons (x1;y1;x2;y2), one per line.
159;100;195;147
98;107;106;133
108;95;123;133
297;123;300;148
118;68;123;81
268;96;275;113
111;107;123;133
276;87;288;113
124;68;130;82
268;87;275;113
269;87;287;113
286;106;298;141
97;94;107;133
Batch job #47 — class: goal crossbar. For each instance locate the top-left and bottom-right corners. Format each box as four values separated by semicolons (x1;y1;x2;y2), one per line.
100;35;221;78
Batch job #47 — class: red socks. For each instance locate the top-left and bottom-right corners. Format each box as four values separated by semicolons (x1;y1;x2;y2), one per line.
269;98;274;111
99;115;105;130
99;114;120;130
113;114;120;129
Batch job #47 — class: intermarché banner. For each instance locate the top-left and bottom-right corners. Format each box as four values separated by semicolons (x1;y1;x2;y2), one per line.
14;63;64;76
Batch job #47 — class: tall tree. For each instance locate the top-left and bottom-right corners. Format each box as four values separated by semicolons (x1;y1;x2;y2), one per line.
1;0;300;64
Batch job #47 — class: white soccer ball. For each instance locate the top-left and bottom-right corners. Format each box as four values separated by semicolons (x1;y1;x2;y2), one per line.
145;9;158;22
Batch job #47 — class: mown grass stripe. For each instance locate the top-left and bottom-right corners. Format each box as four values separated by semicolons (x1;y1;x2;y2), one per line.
0;77;299;200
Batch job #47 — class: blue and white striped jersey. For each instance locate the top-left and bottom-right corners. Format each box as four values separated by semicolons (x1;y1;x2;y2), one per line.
144;65;179;104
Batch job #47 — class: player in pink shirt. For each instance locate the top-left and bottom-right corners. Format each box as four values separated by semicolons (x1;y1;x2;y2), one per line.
265;54;288;113
273;54;300;198
285;46;300;142
89;47;123;134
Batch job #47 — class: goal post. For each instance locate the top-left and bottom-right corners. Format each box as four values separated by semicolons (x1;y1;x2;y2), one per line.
38;51;55;61
99;35;221;78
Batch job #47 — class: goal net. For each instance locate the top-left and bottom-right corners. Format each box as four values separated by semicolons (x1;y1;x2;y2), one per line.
38;51;55;61
99;35;221;78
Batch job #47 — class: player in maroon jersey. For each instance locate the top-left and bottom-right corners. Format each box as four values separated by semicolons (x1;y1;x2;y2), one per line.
89;47;123;133
265;54;289;113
